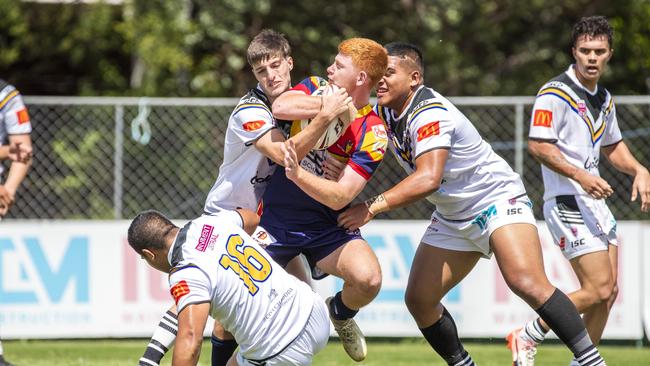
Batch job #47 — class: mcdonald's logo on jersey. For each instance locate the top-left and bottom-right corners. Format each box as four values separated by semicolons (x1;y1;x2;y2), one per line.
533;109;552;127
170;280;190;304
416;121;440;141
243;120;266;131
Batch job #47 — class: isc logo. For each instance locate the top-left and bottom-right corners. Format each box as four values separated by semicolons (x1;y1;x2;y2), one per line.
506;208;523;215
0;237;89;304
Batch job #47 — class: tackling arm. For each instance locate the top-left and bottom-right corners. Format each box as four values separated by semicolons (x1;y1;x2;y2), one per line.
338;148;448;230
283;140;366;210
256;89;352;165
172;302;210;366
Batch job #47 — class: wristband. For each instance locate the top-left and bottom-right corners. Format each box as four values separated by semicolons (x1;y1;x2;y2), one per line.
365;194;388;216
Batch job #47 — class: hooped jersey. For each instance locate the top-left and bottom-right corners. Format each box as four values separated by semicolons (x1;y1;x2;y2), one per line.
260;76;388;228
204;86;278;213
0;80;32;175
375;85;525;220
168;214;315;360
529;65;622;200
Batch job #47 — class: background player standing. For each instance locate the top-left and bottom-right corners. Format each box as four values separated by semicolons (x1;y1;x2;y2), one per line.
507;15;650;366
0;79;33;366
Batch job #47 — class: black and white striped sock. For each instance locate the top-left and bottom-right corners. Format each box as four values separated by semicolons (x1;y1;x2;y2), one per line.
576;345;606;366
139;310;178;366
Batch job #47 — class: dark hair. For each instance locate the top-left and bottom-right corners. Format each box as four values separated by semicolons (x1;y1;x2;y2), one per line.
127;210;177;254
572;16;613;48
384;42;424;74
247;29;291;66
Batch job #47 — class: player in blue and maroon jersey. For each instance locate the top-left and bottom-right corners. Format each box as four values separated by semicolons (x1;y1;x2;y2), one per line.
258;38;388;362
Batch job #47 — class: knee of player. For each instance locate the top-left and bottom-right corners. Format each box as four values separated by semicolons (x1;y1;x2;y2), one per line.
356;271;382;298
596;281;617;303
506;274;554;305
404;286;435;314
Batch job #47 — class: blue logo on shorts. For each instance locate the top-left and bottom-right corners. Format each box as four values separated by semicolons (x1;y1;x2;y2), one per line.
471;204;497;230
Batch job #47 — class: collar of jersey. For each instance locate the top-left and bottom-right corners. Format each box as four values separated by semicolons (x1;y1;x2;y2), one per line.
356;104;373;118
566;64;598;96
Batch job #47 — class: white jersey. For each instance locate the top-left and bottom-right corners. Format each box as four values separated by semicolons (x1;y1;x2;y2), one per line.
375;85;525;220
529;65;622;201
204;86;278;213
0;80;32;175
168;214;315;361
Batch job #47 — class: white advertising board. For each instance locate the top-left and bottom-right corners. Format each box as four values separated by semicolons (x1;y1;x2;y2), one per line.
0;220;644;339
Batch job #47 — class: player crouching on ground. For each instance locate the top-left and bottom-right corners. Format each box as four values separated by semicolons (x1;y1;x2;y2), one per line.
127;209;330;366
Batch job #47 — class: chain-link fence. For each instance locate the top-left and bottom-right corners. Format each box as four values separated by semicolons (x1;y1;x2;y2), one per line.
5;95;650;220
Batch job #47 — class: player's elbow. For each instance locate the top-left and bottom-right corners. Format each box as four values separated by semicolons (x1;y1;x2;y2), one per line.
271;98;292;120
527;140;546;161
176;332;203;361
418;172;441;196
328;196;351;211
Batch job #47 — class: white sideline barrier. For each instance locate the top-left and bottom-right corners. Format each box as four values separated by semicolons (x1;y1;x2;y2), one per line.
0;220;645;340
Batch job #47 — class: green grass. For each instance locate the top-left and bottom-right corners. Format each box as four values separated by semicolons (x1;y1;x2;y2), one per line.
2;339;648;365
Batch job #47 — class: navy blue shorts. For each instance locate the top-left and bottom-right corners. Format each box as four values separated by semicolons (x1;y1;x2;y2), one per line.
263;224;362;280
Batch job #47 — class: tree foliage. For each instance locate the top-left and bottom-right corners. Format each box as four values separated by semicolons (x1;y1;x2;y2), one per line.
1;0;648;96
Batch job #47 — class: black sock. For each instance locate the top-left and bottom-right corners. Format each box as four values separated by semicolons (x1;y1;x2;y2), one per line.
329;291;358;320
419;307;475;366
211;335;238;366
535;288;603;365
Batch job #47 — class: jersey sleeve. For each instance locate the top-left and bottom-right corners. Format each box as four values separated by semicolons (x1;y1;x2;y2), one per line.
347;115;387;180
169;265;212;312
291;76;327;96
1;88;32;135
408;103;453;158
528;85;562;141
230;102;275;145
601;97;622;146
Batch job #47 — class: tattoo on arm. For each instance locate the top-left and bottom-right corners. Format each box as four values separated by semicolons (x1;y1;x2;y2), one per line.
537;151;579;178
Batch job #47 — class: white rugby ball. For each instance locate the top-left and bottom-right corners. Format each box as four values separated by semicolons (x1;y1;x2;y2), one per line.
300;84;352;150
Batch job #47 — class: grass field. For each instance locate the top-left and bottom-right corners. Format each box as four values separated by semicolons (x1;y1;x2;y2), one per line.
3;339;648;365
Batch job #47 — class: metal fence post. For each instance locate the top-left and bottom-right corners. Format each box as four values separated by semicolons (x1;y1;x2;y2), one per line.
113;105;124;219
514;103;524;175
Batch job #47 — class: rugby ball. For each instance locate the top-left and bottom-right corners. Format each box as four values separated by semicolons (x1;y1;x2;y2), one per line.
300;84;353;150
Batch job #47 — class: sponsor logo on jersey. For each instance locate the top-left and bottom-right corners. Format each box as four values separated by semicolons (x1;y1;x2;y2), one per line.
243;120;266;131
570;226;578;236
196;224;215;252
256;230;268;241
577;100;587;117
16;107;30;124
170;280;190;304
583;156;599;171
416;121;440;141
559;237;566;250
372;124;387;140
533;109;552;127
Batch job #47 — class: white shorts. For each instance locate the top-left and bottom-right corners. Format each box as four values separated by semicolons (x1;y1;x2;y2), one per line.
421;194;537;258
543;195;618;260
236;291;329;366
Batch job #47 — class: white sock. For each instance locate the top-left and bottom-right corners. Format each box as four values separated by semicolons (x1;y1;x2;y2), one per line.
523;318;548;344
0;339;4;355
139;309;178;366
